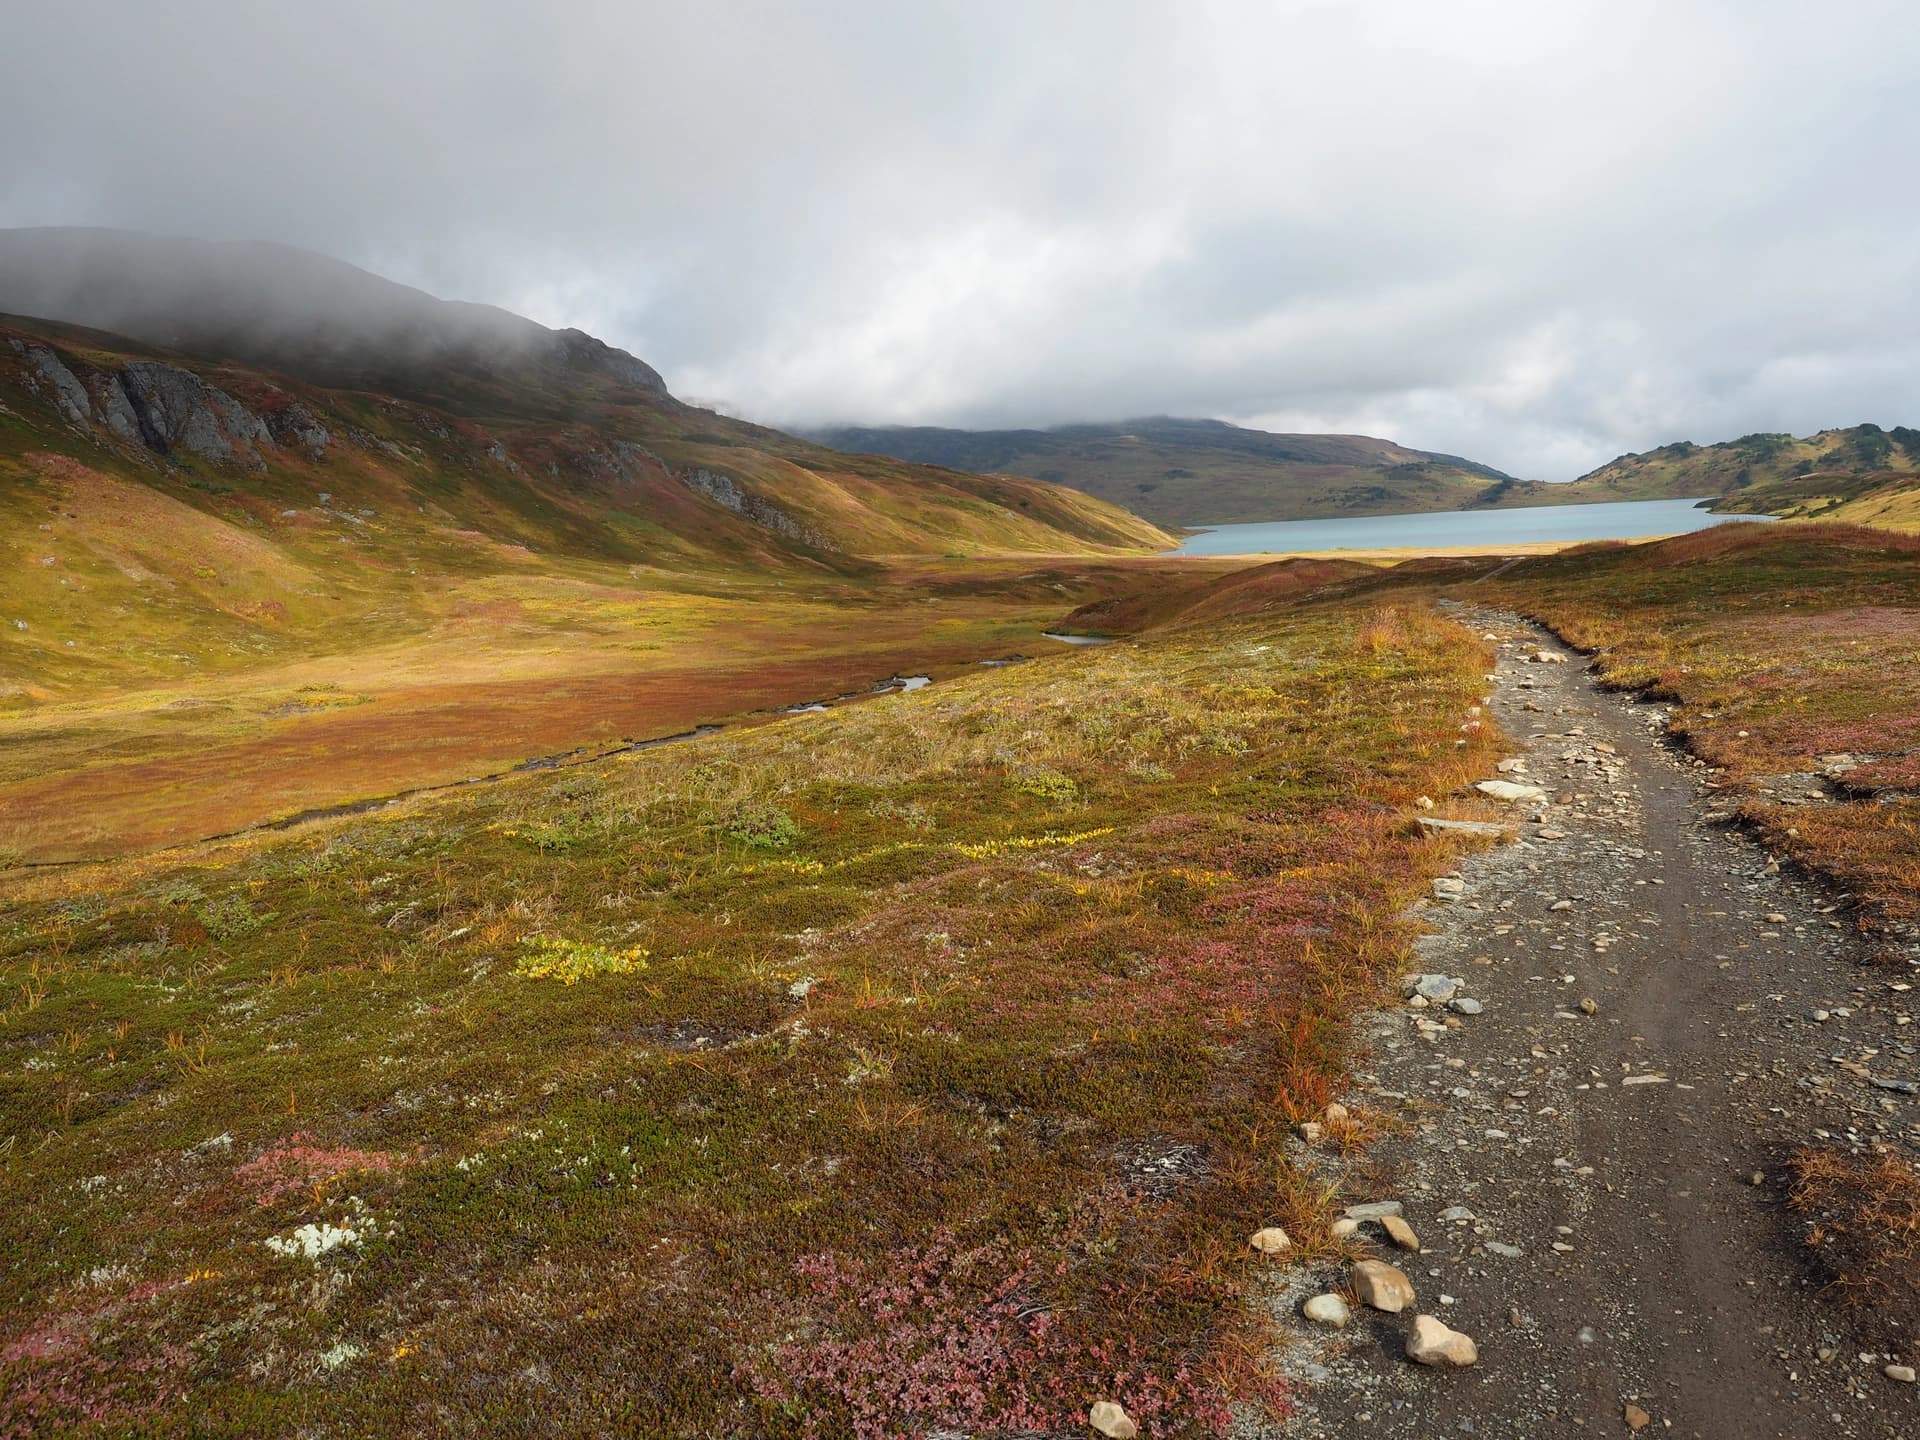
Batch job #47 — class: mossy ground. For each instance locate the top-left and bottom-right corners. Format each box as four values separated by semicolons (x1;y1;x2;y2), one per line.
1;595;1498;1437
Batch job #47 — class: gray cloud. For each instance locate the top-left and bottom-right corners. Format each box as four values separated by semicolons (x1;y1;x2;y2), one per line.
4;0;1917;478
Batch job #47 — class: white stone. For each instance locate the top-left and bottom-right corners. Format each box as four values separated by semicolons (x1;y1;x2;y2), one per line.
1407;1313;1478;1366
1303;1293;1351;1328
1249;1226;1292;1254
1089;1400;1139;1438
1477;780;1549;803
1352;1258;1415;1313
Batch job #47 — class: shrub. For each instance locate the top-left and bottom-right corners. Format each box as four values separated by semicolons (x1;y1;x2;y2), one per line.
515;937;649;985
1012;769;1078;802
727;802;800;850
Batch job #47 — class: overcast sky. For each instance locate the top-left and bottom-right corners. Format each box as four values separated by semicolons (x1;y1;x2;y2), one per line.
4;2;1917;479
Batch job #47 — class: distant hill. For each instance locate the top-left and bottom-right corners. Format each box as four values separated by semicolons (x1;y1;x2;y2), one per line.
0;231;1170;702
811;417;1518;526
1566;425;1920;505
814;416;1920;526
0;226;677;419
1708;466;1920;532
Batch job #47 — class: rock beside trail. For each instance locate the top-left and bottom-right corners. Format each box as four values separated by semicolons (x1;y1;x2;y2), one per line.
1344;1200;1404;1220
1303;1293;1352;1328
1625;1403;1652;1429
1406;1314;1478;1367
1476;779;1548;803
1407;973;1460;1001
1352;1259;1416;1313
1089;1400;1138;1437
1382;1215;1421;1251
1417;816;1510;837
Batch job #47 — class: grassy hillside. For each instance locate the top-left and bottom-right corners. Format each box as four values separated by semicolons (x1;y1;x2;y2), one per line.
813;417;1516;526
0;312;1172;861
1708;469;1920;531
1552;425;1920;506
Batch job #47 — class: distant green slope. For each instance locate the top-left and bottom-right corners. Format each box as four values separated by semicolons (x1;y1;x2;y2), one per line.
1553;425;1920;506
812;417;1516;526
1707;468;1920;532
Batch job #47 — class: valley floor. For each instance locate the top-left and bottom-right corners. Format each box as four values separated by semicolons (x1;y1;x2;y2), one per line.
0;557;1238;863
3;523;1917;1437
0;585;1493;1437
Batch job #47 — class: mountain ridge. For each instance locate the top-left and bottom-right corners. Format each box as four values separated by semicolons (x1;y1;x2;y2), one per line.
0;226;668;418
815;416;1920;526
1575;424;1920;504
810;416;1519;526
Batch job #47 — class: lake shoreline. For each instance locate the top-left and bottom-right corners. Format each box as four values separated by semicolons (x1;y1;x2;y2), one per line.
1173;496;1769;558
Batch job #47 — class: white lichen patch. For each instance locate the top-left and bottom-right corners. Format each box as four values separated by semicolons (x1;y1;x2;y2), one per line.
265;1220;363;1260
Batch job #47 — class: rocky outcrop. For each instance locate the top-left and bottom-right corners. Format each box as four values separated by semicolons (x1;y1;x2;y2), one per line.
116;360;271;468
550;328;666;393
680;467;830;549
12;340;92;425
261;397;330;455
8;338;301;469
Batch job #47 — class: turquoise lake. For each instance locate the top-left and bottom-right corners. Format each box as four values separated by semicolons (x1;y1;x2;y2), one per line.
1173;497;1771;556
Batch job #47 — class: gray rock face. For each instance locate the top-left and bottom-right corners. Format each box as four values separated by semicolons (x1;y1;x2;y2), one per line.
10;337;284;469
262;398;330;454
124;363;271;465
680;467;830;549
88;372;143;443
15;342;93;426
117;360;267;467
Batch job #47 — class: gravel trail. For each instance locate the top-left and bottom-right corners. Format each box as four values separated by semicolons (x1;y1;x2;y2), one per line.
1270;605;1919;1439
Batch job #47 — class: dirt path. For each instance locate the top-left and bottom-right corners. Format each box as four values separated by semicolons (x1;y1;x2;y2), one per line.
1271;605;1919;1438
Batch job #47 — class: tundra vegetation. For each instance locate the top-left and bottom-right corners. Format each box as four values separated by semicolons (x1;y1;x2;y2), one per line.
7;249;1920;1432
0;594;1498;1436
